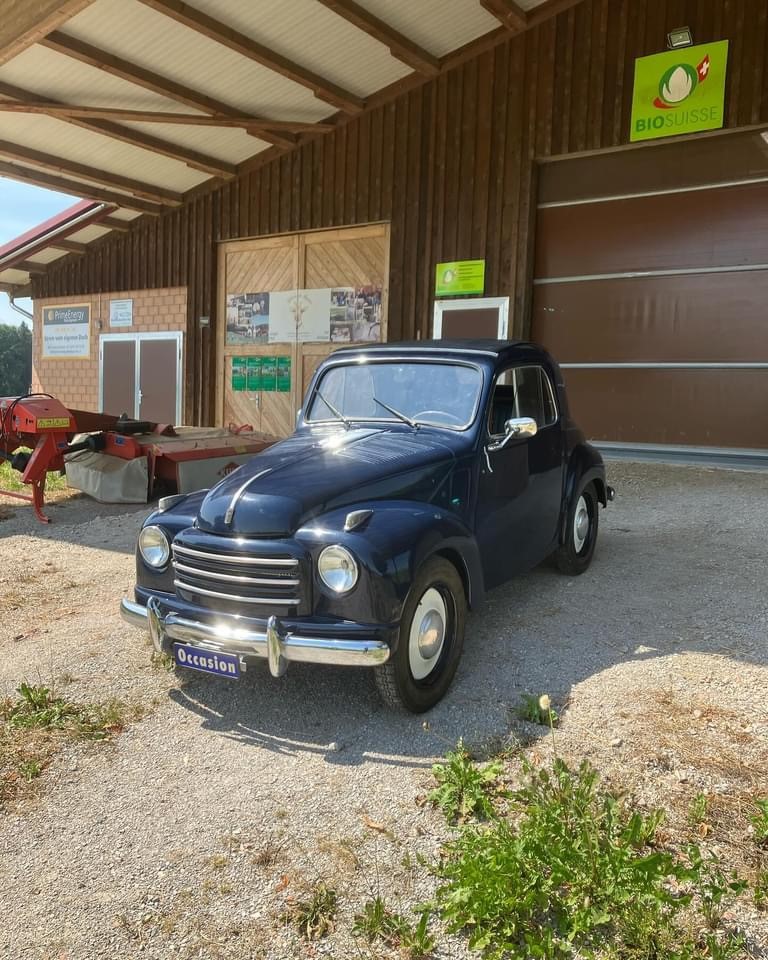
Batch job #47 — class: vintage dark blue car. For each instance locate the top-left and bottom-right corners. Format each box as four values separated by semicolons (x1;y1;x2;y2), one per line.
121;340;613;712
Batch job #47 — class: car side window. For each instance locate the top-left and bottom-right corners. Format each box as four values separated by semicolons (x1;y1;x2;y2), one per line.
488;365;558;436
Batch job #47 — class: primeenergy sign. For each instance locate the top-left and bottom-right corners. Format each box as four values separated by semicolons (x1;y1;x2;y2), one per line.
42;303;91;359
630;40;729;142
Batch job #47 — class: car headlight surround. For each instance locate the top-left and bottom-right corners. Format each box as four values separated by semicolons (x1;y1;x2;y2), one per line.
317;544;359;594
138;525;170;569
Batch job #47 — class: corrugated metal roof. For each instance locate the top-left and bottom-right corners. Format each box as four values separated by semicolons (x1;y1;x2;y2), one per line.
188;0;412;97
0;199;100;258
354;0;501;57
0;0;561;282
0;44;196;112
0;111;209;192
118;121;271;164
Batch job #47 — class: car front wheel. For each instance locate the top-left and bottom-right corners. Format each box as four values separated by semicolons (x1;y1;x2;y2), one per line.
374;557;466;713
554;480;599;575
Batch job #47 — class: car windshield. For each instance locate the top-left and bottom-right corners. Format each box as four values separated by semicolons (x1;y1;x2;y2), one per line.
307;360;482;430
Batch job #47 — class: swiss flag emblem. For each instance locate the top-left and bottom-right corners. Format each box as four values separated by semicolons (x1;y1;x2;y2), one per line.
697;56;711;82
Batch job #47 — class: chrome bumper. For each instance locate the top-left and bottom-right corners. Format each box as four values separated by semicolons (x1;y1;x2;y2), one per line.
119;596;390;677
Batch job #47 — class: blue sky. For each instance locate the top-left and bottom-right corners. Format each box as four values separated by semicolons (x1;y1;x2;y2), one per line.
0;177;78;326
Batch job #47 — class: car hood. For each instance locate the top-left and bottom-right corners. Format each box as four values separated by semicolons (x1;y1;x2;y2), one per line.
196;427;461;536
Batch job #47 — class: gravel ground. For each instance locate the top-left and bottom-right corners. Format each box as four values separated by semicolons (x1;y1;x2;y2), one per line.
0;461;766;959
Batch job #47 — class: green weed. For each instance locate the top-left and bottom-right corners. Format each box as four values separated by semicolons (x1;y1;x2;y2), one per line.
150;651;175;672
1;684;144;809
17;758;43;781
754;869;768;910
750;798;768;845
352;897;434;959
353;895;399;943
398;910;436;959
516;693;559;727
688;792;710;826
434;756;746;959
429;740;504;822
285;881;337;940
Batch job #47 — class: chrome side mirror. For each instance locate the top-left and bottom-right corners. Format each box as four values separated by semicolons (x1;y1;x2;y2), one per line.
296;408;302;426
487;417;538;452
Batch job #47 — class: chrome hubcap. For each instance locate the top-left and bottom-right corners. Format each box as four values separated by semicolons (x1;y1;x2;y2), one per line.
409;587;447;680
573;495;590;553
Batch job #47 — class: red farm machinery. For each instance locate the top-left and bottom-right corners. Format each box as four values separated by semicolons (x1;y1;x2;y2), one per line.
0;393;275;523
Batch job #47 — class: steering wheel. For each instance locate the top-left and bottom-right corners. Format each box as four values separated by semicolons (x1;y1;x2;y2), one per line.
413;409;464;425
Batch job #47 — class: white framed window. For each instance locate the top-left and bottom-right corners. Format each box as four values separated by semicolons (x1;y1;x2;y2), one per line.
432;296;509;340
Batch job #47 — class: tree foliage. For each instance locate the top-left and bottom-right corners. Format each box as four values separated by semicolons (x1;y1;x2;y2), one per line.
0;323;32;397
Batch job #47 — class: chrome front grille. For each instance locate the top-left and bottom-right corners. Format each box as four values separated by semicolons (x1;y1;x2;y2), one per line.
171;542;303;611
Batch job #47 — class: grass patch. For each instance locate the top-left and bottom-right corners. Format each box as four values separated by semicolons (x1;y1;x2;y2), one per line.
429;740;505;823
750;798;768;846
353;896;435;958
283;881;337;940
0;454;68;495
433;753;748;960
0;682;144;809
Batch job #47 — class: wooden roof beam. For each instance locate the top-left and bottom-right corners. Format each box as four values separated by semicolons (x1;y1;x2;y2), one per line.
480;0;528;32
40;31;297;148
50;238;88;254
0;138;182;205
526;0;586;27
0;160;165;215
98;216;132;232
10;260;50;275
0;281;33;297
0;0;94;66
315;0;439;75
135;0;364;114
0;79;237;179
0;100;333;134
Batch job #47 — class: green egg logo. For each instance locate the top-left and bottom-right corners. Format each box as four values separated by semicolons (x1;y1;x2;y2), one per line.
656;63;698;107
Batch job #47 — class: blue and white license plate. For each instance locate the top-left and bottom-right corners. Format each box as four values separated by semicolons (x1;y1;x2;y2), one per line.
173;643;240;679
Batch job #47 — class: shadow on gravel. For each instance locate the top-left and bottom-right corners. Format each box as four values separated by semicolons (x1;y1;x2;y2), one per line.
0;495;147;552
165;462;768;765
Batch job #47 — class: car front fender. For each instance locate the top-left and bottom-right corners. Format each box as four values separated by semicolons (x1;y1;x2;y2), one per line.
295;500;485;628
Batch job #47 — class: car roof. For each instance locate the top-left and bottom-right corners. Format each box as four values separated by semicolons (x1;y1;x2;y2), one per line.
330;339;546;363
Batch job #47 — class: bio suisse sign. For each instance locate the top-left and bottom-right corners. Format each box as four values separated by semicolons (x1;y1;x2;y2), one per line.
630;40;728;142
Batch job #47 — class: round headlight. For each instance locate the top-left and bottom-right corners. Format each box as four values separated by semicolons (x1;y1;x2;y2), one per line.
138;525;170;569
318;544;358;594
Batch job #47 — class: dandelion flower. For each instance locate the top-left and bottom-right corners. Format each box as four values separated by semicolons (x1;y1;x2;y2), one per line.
538;694;551;711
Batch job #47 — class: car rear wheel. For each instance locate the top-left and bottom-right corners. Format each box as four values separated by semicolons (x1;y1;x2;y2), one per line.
554;480;599;576
374;557;466;713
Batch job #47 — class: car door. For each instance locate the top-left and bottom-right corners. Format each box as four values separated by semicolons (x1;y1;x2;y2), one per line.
475;365;564;589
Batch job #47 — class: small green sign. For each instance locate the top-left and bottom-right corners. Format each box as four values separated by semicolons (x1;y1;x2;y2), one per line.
261;356;277;392
277;356;291;393
630;40;728;143
246;356;262;391
231;357;246;392
435;259;485;297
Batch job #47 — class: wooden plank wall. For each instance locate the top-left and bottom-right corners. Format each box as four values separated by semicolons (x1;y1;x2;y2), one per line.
34;0;768;425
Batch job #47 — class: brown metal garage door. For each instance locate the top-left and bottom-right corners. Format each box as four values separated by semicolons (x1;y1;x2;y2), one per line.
531;132;768;450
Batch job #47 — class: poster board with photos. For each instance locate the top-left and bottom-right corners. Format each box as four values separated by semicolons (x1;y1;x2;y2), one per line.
218;224;389;438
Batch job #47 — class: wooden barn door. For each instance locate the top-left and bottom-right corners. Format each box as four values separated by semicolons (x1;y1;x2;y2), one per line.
217;234;297;436
217;224;389;436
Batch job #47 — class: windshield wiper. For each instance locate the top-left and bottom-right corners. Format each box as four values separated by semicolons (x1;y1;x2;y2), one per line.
316;389;351;429
373;395;418;429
